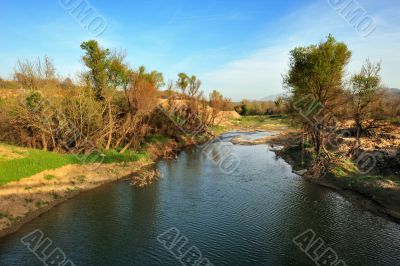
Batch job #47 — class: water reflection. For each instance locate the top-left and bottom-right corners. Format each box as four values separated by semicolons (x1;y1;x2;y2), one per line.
0;132;399;266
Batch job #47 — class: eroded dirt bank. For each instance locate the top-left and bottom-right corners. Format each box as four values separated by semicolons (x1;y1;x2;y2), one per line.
0;139;187;238
0;161;153;238
231;131;400;223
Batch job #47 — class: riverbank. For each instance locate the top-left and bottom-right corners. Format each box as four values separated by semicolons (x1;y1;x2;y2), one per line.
0;161;150;238
274;134;400;223
311;174;400;223
0;115;281;238
229;128;400;223
0;137;199;238
3;128;398;266
1;115;398;238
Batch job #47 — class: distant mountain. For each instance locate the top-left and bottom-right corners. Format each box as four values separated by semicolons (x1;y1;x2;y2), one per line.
261;93;285;101
261;89;400;101
381;88;400;96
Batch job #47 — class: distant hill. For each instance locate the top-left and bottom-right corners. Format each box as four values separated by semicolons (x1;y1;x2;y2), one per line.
261;89;400;101
261;93;285;101
381;88;400;96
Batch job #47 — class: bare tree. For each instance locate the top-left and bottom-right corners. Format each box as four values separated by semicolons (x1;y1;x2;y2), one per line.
209;90;224;125
348;59;382;148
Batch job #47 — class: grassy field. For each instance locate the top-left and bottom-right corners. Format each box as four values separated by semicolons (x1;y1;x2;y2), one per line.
208;125;229;135
0;143;149;185
385;117;400;125
231;115;294;130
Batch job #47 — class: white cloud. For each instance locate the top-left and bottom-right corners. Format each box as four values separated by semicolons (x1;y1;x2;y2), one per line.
201;45;291;101
200;1;400;101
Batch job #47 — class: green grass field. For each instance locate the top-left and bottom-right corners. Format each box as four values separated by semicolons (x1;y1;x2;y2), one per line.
233;115;293;129
0;143;149;185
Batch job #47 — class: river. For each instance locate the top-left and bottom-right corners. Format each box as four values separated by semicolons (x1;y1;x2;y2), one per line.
0;132;399;265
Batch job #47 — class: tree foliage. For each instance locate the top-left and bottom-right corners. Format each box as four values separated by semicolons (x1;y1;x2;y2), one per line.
0;40;222;153
80;40;110;100
284;35;352;156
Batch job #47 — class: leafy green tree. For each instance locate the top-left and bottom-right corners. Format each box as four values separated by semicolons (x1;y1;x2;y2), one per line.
176;73;189;96
80;40;110;100
283;35;352;156
148;70;165;89
134;66;164;89
108;51;130;91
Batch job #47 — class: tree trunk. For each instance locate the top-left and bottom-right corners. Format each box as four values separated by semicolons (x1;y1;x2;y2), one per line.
355;119;362;149
41;133;48;151
314;129;321;157
105;102;113;150
120;138;133;154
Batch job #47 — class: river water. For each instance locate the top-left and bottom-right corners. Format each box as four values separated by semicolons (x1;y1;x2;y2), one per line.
0;132;399;265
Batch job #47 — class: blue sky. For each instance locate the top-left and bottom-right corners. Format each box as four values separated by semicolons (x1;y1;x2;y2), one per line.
1;0;399;100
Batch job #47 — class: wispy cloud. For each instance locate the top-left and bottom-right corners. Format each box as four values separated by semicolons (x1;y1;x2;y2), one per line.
200;1;400;101
1;1;398;99
201;45;291;101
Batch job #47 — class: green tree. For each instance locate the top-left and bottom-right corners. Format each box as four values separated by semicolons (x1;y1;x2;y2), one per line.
135;66;164;89
108;51;130;91
283;35;352;156
80;40;110;100
176;73;189;97
148;70;165;89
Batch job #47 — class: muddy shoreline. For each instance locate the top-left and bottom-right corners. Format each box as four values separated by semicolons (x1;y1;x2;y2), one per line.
230;131;400;224
311;178;400;223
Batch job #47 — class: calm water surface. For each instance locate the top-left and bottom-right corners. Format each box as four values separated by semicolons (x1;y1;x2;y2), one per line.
0;132;399;265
